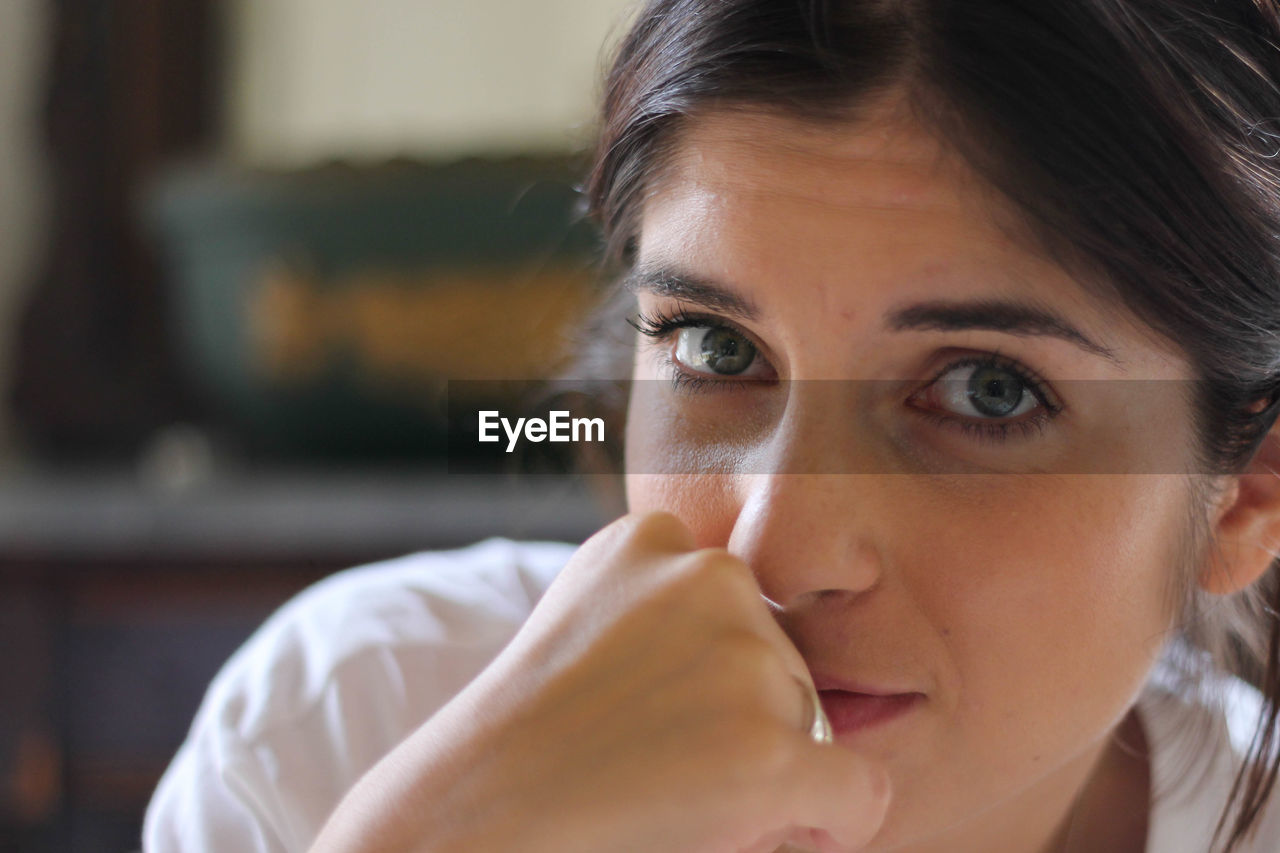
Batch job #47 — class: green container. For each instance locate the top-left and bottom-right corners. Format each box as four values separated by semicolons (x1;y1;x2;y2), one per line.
147;159;603;461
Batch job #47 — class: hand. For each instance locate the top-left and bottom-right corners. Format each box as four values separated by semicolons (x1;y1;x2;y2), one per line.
310;511;890;853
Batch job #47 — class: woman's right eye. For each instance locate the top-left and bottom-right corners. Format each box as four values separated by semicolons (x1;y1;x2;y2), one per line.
627;309;775;386
673;325;760;376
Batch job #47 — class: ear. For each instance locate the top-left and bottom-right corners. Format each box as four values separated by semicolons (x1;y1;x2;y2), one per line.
1200;424;1280;595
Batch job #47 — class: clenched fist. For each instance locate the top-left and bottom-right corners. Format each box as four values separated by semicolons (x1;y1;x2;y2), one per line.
309;512;890;853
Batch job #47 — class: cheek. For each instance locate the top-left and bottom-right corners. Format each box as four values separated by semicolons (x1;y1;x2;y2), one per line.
624;390;744;549
625;470;739;550
915;474;1185;747
918;475;1182;631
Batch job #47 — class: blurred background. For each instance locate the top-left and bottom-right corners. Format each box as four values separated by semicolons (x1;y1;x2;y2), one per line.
0;1;633;849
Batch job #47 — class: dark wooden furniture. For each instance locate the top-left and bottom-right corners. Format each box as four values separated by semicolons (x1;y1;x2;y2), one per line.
0;470;608;852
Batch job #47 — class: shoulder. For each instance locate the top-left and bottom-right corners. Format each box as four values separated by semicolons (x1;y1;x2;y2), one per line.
202;537;577;740
1140;648;1280;852
144;537;578;852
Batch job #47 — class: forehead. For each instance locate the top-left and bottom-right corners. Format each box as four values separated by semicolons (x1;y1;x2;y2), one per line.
638;103;1185;373
644;101;1045;282
656;100;975;216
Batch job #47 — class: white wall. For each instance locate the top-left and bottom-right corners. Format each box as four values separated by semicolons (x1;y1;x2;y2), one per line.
0;0;49;454
229;0;640;166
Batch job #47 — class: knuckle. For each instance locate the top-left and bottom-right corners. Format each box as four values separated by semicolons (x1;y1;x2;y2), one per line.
625;510;694;550
711;709;788;758
704;630;793;701
740;716;800;773
681;548;757;601
711;629;774;675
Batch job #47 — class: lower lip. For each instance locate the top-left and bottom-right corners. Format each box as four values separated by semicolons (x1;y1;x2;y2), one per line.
818;690;922;735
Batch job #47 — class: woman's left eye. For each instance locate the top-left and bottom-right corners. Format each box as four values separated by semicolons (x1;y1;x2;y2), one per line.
909;358;1061;427
933;362;1037;418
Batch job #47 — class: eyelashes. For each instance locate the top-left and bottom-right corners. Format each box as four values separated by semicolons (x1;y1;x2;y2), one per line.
628;306;752;343
628;308;1064;444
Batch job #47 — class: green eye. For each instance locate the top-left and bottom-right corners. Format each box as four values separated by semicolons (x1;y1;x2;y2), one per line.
676;326;758;375
934;362;1038;419
967;365;1027;417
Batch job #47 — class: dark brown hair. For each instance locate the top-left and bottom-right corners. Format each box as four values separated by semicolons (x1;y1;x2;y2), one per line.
580;0;1280;848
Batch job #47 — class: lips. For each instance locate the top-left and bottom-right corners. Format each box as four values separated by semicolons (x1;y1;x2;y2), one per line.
817;690;923;734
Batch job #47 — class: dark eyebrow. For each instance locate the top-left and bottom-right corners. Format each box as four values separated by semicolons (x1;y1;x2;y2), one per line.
887;300;1120;363
624;267;1120;364
622;268;759;323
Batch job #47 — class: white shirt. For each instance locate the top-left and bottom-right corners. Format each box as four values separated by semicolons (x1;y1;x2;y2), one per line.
143;538;1280;852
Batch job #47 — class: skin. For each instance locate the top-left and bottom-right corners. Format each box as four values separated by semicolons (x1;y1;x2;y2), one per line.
308;92;1280;853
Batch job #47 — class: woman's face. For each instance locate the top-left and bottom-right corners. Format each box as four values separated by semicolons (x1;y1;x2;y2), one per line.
623;98;1203;849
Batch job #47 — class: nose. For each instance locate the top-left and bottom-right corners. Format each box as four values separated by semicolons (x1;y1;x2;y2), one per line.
726;393;886;610
728;473;885;609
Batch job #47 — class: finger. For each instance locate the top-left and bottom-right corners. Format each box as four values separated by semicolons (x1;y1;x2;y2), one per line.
676;549;827;721
736;826;797;853
536;510;699;618
748;591;818;697
563;511;694;579
675;547;819;697
618;509;698;554
772;746;892;853
637;532;828;744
